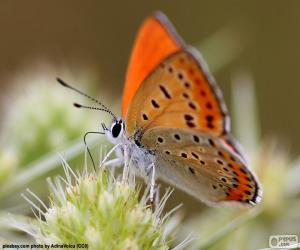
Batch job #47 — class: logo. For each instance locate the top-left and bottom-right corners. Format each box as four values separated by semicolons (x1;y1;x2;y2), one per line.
269;234;299;249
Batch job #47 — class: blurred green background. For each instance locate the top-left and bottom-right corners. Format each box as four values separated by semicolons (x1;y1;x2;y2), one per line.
0;1;300;249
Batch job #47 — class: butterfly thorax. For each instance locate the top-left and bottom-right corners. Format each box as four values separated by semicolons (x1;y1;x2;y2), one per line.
106;119;156;176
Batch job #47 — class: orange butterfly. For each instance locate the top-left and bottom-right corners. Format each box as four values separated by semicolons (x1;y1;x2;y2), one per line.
60;11;262;206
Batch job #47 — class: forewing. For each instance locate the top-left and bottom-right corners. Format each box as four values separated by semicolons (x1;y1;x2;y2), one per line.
122;12;182;117
126;50;229;137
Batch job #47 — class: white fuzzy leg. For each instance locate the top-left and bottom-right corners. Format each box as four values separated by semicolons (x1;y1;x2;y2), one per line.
100;143;122;168
149;163;156;203
154;184;160;209
122;144;129;183
102;158;123;167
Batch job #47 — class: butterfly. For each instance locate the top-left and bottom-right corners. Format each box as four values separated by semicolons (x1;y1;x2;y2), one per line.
59;11;262;206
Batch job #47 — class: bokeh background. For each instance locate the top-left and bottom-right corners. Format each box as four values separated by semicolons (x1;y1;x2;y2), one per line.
1;0;300;151
0;1;300;249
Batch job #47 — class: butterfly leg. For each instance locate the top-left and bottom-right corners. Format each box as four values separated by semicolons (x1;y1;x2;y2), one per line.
122;144;130;183
149;163;156;204
154;183;160;208
102;158;123;167
100;143;122;168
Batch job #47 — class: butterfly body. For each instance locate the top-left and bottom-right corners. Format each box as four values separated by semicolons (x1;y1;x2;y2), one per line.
106;11;262;206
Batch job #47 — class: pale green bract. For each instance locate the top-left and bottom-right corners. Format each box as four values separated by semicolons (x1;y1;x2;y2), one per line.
14;159;189;250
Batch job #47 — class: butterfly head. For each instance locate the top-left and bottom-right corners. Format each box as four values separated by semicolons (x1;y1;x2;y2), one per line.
105;118;125;144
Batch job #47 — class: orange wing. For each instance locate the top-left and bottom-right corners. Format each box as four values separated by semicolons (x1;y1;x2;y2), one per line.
121;12;182;117
125;50;230;137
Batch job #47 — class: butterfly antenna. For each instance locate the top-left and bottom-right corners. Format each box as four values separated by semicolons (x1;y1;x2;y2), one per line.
73;103;117;120
57;77;117;120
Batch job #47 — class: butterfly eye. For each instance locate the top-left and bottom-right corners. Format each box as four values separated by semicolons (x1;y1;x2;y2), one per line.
111;121;123;138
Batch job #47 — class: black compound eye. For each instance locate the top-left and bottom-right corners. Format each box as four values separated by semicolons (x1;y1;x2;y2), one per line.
112;122;122;138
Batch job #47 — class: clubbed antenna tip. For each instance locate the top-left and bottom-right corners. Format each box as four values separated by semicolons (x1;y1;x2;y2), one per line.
73;103;82;108
57;77;68;87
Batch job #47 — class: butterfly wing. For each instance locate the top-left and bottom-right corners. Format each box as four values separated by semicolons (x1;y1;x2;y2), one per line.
141;127;262;205
122;12;182;117
125;50;229;137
